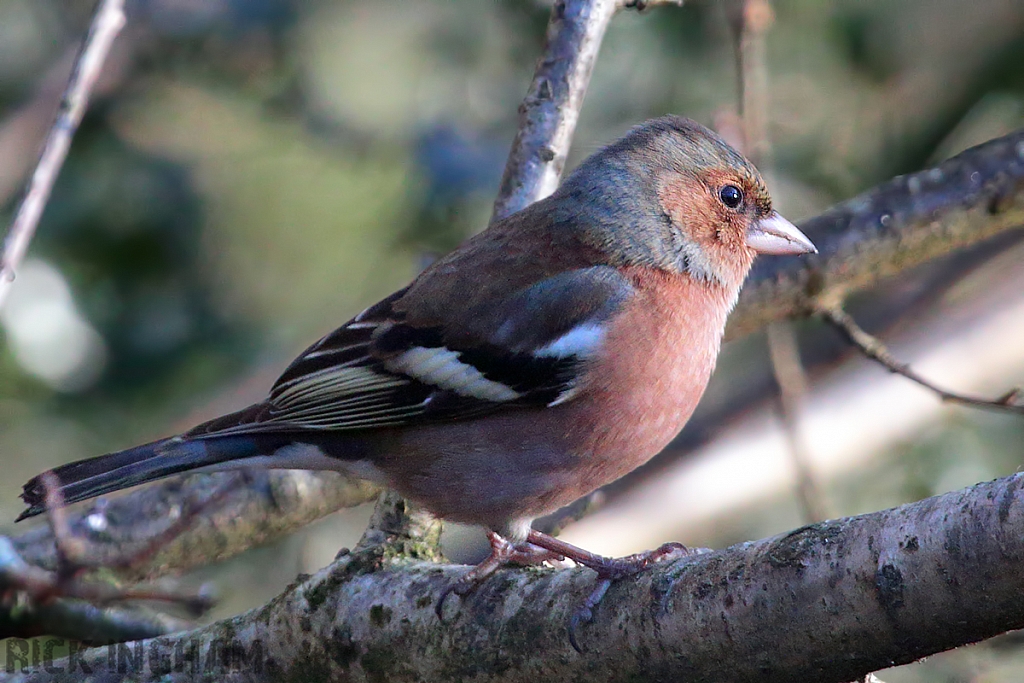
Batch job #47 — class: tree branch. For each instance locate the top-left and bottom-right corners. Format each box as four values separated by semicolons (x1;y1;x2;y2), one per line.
0;0;126;309
818;304;1023;414
0;474;224;643
2;471;377;643
730;126;1024;340
11;471;379;583
726;0;829;524
0;536;196;643
490;0;682;221
353;490;443;563
11;472;1024;682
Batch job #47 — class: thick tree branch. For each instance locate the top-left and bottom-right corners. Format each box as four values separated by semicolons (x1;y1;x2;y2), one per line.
11;471;379;583
2;471;376;643
731;127;1024;339
11;473;1024;682
0;0;126;310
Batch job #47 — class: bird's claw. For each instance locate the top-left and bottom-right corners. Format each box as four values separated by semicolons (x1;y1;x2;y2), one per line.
436;576;485;621
435;530;691;652
435;531;563;620
434;581;458;621
563;541;692;653
568;577;611;652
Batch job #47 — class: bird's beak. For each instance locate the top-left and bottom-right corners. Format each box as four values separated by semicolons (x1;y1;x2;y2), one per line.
746;212;817;255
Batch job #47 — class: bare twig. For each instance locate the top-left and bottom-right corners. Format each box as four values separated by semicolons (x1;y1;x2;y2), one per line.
0;0;126;310
0;536;195;643
818;304;1024;415
534;491;606;536
42;471;242;575
42;473;89;574
3;472;227;615
727;0;827;523
767;322;829;521
0;24;137;211
11;471;379;583
491;0;617;221
490;0;683;222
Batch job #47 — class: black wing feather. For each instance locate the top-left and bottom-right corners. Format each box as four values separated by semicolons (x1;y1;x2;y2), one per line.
186;267;633;439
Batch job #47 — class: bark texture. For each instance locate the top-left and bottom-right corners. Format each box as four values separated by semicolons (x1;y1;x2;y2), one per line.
8;474;1024;682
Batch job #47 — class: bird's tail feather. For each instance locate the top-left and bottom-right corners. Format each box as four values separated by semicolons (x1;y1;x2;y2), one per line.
17;436;258;522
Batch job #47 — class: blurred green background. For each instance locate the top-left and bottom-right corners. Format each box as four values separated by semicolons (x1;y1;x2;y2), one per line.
1;0;1024;679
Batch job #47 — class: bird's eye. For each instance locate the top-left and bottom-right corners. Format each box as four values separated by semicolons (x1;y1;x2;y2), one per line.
719;185;743;209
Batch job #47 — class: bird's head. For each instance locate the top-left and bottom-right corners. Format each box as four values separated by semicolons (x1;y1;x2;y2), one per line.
557;115;815;290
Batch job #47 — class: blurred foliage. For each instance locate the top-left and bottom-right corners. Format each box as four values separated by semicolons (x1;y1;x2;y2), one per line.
0;0;1023;679
35;112;245;398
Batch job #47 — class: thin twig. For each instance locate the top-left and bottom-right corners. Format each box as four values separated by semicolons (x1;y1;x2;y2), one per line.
40;469;242;573
818;304;1024;415
728;0;827;522
534;491;606;536
102;472;248;572
12;471;380;585
41;472;89;573
767;323;829;522
0;536;211;616
0;535;197;643
0;470;231;640
0;0;126;310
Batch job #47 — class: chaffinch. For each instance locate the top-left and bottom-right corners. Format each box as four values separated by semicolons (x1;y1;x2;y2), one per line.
19;116;814;624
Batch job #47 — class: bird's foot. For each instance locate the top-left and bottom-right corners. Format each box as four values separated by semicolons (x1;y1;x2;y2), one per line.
435;528;690;651
525;529;691;652
435;530;564;620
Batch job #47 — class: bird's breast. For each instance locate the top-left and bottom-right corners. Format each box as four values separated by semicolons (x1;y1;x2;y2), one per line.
571;268;733;485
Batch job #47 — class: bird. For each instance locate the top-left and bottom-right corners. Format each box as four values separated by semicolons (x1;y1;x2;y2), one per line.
18;115;815;631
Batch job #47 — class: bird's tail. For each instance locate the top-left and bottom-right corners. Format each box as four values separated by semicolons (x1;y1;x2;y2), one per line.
17;436;259;522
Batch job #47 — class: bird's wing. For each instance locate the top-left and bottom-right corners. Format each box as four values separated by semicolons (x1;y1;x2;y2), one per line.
186;265;634;437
